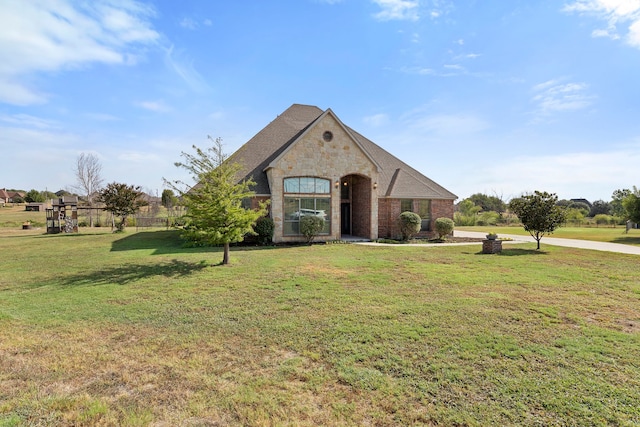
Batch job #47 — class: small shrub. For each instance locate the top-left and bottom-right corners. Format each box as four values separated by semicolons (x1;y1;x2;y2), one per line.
398;211;421;241
254;216;275;245
300;215;325;243
434;217;454;240
454;212;476;226
476;211;500;226
594;214;614;227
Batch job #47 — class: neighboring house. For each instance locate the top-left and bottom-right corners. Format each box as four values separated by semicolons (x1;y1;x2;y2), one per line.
228;104;457;243
0;188;25;204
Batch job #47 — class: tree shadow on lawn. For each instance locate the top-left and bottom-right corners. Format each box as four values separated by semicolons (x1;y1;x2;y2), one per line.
612;236;640;245
47;259;210;288
110;230;291;255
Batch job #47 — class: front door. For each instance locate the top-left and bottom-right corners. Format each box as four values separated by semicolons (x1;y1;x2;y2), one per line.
341;203;351;235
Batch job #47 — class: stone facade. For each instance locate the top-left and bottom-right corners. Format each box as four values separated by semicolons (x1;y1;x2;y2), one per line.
266;114;379;243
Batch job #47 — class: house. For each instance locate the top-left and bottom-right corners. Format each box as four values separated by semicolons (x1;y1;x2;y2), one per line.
229;104;457;243
0;188;25;204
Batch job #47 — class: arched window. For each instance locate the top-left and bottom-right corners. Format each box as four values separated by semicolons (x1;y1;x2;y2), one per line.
283;177;331;236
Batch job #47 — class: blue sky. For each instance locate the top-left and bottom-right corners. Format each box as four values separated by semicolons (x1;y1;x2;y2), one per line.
1;0;639;203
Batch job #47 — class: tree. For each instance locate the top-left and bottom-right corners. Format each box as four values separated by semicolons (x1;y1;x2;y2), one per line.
165;136;268;265
588;200;611;217
161;189;178;209
97;182;147;231
25;189;44;203
454;199;481;226
73;153;104;226
509;191;566;250
611;189;631;218
622;186;640;224
467;193;506;213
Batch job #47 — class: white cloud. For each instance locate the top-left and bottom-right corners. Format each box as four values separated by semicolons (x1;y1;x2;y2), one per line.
136;100;171;112
0;0;160;106
179;17;212;30
180;17;198;30
0;113;58;129
372;0;420;21
363;113;390;127
164;45;211;92
564;0;640;48
531;79;595;117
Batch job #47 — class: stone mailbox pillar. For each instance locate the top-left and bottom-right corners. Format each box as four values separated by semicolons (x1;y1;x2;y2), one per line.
482;239;502;254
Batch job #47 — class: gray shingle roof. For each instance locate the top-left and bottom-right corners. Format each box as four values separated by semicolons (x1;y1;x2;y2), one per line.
230;104;457;200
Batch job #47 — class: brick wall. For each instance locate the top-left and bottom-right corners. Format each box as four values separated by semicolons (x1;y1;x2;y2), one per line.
377;198;455;239
351;175;371;237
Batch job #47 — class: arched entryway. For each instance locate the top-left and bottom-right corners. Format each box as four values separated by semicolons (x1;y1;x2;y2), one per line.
339;174;372;239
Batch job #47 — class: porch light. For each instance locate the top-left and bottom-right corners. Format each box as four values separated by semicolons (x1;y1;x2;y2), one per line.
373;182;378;189
335;180;340;188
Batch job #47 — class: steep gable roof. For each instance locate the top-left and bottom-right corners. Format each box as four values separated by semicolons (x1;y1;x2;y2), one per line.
266;108;382;172
229;104;323;194
231;104;457;200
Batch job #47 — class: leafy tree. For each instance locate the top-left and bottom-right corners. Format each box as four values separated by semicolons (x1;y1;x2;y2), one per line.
300;215;325;243
41;190;57;201
557;199;589;216
166;136;268;265
161;189;178;209
476;211;500;226
97;182;147;231
434;217;454;240
509;191;567;250
467;193;506;213
454;199;481;226
564;208;586;226
458;199;481;216
399;211;421;241
73;153;104;226
622;187;640;224
588;200;611;217
25;189;44;203
610;189;631;218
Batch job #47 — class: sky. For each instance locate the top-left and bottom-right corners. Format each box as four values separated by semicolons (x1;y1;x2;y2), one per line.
1;0;639;203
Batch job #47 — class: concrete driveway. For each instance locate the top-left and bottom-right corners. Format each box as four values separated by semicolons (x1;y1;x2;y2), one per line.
454;230;640;256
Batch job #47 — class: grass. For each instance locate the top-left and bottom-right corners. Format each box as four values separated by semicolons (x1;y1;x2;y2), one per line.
458;225;640;246
1;226;639;425
0;205;46;228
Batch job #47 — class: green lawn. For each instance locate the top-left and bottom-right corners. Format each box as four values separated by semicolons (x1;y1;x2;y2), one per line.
457;225;640;246
1;228;639;426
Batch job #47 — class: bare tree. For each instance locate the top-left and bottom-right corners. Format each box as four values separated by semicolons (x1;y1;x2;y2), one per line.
73;153;104;227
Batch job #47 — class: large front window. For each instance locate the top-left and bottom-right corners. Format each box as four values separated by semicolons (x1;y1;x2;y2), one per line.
283;177;331;236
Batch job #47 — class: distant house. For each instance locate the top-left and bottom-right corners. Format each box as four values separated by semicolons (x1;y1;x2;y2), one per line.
0;188;25;204
226;104;457;243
